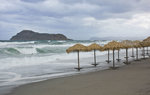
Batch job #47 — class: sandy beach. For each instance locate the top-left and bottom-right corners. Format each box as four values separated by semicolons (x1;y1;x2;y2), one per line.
6;58;150;95
2;0;150;95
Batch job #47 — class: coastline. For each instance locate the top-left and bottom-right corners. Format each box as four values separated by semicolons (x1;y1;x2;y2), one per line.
0;48;129;95
6;58;150;95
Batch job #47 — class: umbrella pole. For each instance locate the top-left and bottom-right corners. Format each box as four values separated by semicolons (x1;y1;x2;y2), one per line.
108;50;110;62
148;47;150;57
126;48;128;63
131;48;135;57
93;49;97;66
143;47;145;59
116;49;121;62
127;48;129;64
106;50;111;63
77;51;81;71
124;48;129;64
147;47;149;55
135;48;139;61
113;49;115;69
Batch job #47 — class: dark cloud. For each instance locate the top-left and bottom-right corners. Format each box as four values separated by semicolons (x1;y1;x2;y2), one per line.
21;0;44;3
0;0;150;40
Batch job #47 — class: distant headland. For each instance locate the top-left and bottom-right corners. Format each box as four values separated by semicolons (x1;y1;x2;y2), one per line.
10;30;70;41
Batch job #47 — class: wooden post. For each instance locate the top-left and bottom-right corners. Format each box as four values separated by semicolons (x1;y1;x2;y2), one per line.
106;49;111;63
147;47;149;55
77;51;80;71
147;47;150;57
131;48;135;57
136;48;139;61
113;49;115;68
118;50;119;59
124;48;129;64
94;49;97;66
108;49;109;62
127;48;128;63
143;47;145;59
116;49;121;62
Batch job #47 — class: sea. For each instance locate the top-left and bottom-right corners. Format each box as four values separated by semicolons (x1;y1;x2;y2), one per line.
0;40;141;95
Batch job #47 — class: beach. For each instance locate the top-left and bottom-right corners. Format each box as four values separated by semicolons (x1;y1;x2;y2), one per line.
0;40;128;95
1;0;150;95
7;58;150;95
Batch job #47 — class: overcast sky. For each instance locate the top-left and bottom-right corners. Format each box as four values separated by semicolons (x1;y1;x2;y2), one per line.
0;0;150;40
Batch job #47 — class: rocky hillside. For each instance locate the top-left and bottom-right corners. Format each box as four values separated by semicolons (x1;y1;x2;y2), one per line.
10;30;69;41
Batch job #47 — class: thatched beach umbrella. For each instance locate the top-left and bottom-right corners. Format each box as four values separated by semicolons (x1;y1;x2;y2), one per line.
140;41;150;59
123;40;135;57
87;43;103;66
143;37;150;56
66;44;87;71
133;40;141;61
104;41;123;69
121;40;133;64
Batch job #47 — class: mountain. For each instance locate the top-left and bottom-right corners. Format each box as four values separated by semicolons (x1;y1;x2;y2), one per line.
10;30;70;41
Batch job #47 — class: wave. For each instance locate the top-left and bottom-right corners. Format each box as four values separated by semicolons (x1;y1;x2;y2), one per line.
0;47;67;55
36;47;66;54
0;40;110;56
0;40;110;48
0;41;35;46
0;48;20;55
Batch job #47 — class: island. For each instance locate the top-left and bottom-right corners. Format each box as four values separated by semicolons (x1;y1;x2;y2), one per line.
10;30;70;41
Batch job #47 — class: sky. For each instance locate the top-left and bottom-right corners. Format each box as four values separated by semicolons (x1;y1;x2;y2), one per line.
1;0;150;40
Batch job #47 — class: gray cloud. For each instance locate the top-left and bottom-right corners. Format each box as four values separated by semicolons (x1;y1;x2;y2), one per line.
0;0;150;40
21;0;44;3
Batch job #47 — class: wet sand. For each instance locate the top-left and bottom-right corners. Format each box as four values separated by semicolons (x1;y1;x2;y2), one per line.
7;58;150;95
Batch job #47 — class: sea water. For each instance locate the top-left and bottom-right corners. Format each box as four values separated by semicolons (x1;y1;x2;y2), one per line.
0;40;142;94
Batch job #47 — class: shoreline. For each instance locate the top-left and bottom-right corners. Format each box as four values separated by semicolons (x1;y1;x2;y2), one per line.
6;57;150;95
0;50;128;95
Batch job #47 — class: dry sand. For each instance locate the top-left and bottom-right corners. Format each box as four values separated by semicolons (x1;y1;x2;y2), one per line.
7;58;150;95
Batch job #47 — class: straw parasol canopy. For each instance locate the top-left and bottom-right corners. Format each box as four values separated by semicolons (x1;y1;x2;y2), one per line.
66;44;87;71
103;41;124;69
66;44;87;53
121;40;134;48
87;43;103;51
140;41;150;47
87;43;103;66
133;40;141;48
103;41;124;50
